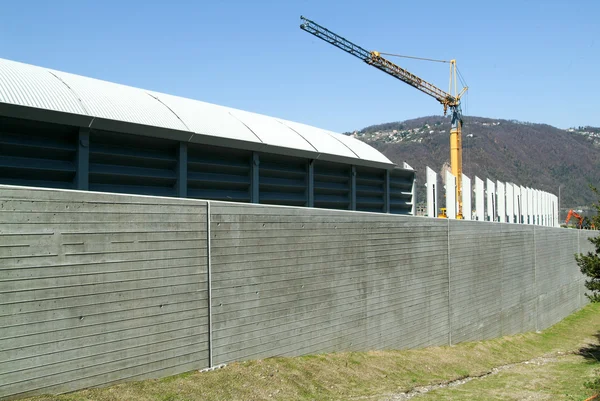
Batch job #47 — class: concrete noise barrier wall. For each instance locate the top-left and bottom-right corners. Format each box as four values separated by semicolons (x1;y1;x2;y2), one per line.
0;187;210;399
0;186;592;400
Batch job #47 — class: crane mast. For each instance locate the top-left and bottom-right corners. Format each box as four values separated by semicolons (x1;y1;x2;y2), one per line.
300;16;468;218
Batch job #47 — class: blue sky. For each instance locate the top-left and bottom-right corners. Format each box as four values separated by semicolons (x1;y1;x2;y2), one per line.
1;0;598;133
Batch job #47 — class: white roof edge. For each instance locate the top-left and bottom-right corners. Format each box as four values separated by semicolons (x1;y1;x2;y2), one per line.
0;57;395;167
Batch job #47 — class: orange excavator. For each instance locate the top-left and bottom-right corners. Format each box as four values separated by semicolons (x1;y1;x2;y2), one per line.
565;209;596;229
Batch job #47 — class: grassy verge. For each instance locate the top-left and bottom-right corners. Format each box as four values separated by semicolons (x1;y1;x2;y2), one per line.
418;354;600;400
28;303;600;401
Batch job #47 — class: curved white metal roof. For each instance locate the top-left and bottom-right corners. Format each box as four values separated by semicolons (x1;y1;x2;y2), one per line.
0;58;393;166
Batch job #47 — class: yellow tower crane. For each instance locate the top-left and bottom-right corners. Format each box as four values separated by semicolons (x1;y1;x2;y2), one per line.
300;16;468;218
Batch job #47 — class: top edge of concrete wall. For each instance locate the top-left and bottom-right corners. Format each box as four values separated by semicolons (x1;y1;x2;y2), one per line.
0;184;588;232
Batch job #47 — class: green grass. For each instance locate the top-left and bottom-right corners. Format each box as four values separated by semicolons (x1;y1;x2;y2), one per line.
418;356;599;400
27;303;600;401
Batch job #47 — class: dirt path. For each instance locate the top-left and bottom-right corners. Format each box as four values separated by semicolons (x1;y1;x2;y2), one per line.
381;354;562;400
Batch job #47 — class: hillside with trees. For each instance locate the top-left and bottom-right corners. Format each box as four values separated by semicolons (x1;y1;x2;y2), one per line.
348;116;600;212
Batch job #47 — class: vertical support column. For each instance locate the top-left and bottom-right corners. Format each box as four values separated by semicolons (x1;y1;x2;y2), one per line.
553;195;560;227
426;167;437;218
548;193;552;226
486;179;495;222
505;183;513;223
177;142;188;198
527;188;534;224
552;194;555;227
350;166;357;211
513;185;520;223
542;191;546;226
475;176;484;221
521;186;528;224
206;201;213;368
507;183;515;223
548;194;551;227
461;173;471;220
532;189;537;225
411;174;416;216
537;190;542;225
384;169;390;214
540;192;543;226
541;192;546;226
527;188;535;225
307;160;314;208
497;181;505;223
544;193;547;226
547;193;552;227
553;194;559;227
251;152;260;203
533;189;539;225
531;189;535;225
75;128;90;190
544;191;548;226
515;185;520;223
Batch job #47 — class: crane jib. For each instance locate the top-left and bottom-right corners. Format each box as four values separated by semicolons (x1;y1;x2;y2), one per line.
300;20;372;61
299;17;457;107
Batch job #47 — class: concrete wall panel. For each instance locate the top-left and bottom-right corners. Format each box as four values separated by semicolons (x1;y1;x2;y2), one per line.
449;221;536;343
535;226;581;329
209;204;450;363
0;187;209;400
579;230;599;302
498;223;537;335
449;220;501;342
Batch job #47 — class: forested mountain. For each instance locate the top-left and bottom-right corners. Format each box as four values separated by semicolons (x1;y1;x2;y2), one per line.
348;116;600;210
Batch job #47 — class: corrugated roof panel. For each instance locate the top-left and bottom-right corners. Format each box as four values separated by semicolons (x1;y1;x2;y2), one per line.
0;57;395;167
0;58;87;114
276;119;358;159
50;70;187;131
333;134;394;164
149;92;261;144
228;109;316;152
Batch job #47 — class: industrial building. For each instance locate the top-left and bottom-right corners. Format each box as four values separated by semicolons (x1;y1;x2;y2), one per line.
0;58;415;214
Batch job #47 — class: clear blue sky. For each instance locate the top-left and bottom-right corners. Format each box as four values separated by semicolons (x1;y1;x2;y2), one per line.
1;0;598;133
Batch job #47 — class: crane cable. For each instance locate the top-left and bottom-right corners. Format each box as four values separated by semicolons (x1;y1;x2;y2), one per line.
383;51;469;92
456;66;469;89
378;52;449;63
